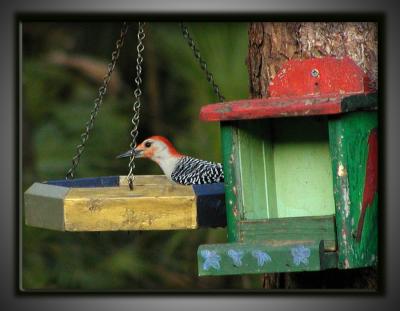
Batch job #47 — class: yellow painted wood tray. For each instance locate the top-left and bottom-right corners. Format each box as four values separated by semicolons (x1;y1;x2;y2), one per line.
24;175;226;232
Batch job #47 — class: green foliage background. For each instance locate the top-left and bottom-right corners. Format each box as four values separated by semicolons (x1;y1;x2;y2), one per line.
22;22;263;290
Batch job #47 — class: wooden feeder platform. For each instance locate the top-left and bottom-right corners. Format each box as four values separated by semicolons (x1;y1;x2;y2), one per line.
24;175;226;231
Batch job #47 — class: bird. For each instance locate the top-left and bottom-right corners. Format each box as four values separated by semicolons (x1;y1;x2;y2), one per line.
117;136;224;185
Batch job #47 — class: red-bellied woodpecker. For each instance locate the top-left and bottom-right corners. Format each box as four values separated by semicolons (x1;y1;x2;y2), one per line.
117;136;224;185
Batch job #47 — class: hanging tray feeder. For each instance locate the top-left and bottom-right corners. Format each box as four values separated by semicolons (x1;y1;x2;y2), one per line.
24;175;225;231
24;22;226;232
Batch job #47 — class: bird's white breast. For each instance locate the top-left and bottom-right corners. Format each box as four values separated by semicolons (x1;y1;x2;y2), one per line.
152;150;181;180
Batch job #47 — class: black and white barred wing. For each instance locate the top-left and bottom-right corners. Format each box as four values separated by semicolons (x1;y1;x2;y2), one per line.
171;156;224;185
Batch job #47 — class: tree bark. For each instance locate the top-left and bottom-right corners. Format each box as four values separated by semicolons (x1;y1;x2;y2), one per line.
247;22;378;290
247;22;378;98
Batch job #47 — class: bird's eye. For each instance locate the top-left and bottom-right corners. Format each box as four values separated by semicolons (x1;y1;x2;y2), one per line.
144;141;152;148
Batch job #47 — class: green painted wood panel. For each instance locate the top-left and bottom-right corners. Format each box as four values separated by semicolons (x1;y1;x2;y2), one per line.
220;122;241;242
238;215;336;246
328;110;378;269
272;117;336;218
198;240;322;276
236;119;277;219
230;117;335;221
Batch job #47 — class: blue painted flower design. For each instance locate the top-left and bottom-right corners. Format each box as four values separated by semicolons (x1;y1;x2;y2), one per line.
291;245;311;266
200;250;221;271
227;249;244;267
251;250;272;267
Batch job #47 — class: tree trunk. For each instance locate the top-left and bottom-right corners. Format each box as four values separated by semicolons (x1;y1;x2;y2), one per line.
247;22;378;98
246;22;378;290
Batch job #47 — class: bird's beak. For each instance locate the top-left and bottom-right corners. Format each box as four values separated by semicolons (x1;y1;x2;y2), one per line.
116;148;144;159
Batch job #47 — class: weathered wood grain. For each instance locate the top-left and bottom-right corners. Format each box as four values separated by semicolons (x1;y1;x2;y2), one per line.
328;110;378;269
63;184;196;231
221;123;241;242
236;119;277;220
239;215;336;245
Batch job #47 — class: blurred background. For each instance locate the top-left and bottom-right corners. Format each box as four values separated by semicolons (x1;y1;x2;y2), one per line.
22;21;264;290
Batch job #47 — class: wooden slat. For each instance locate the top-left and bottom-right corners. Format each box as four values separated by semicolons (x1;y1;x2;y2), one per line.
44;175;175;188
198;240;322;276
200;93;377;122
64;190;196;231
238;215;337;244
220;123;242;242
200;96;343;121
119;175;171;186
62;178;196;231
328;110;378;269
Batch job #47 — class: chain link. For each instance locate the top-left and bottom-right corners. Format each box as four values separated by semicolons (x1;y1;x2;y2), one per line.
127;22;146;190
65;22;129;179
180;22;225;102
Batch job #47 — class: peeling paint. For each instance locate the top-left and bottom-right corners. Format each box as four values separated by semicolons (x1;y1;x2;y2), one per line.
338;163;347;177
229;153;234;164
330;111;378;269
341;228;348;246
232;186;237;196
233;204;239;217
343;185;351;218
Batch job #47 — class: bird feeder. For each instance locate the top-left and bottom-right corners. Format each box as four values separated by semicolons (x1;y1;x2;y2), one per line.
197;57;378;276
24;175;226;231
24;23;227;233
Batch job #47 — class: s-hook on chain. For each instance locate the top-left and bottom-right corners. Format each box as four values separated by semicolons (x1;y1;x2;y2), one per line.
127;22;146;190
65;22;129;179
180;22;225;102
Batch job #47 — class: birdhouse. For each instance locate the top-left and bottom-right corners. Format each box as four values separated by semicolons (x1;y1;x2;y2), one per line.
197;57;378;276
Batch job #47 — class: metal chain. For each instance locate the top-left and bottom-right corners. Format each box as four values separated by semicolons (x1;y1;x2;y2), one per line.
65;22;129;179
180;22;225;102
127;22;146;190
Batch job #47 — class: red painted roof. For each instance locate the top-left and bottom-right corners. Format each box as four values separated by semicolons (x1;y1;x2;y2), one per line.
200;57;374;122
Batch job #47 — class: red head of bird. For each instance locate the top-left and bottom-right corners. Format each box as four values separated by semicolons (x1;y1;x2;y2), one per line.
117;136;184;180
